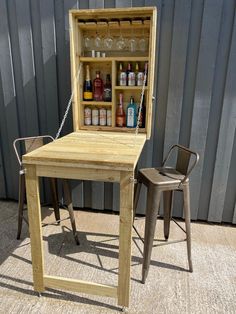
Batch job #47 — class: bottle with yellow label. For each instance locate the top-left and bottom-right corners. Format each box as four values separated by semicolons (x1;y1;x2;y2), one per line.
83;65;93;100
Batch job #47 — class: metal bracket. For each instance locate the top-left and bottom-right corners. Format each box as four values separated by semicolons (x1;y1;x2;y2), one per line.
129;176;137;184
19;169;26;175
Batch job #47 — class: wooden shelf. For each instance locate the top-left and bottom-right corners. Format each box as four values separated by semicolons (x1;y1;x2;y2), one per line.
81;101;112;106
80;125;146;132
79;56;149;62
114;86;148;90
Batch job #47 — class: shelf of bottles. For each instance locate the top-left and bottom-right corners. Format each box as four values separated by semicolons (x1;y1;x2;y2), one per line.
80;59;149;130
76;17;151;132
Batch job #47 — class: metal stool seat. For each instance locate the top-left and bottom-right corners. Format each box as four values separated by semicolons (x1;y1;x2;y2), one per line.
13;135;79;245
134;144;199;283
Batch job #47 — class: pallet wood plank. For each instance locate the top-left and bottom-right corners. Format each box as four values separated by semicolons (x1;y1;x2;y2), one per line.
118;171;134;307
44;275;117;297
25;164;44;292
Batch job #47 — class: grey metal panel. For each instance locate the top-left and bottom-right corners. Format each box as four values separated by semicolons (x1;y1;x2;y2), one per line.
207;3;236;222
189;0;224;220
0;0;235;223
163;0;191;217
104;0;115;8
0;0;20;199
0;75;6;198
233;202;236;224
152;0;175;167
223;129;236;223
179;0;204;148
39;0;60;137
115;0;131;8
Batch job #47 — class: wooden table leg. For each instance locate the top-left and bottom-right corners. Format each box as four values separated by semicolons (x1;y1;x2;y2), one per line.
118;171;134;308
25;165;45;292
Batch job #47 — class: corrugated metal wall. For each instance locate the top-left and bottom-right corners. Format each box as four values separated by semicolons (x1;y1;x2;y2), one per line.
0;0;235;223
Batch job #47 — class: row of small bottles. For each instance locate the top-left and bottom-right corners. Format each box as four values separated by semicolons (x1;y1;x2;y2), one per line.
116;93;145;128
84;107;112;126
117;62;148;87
83;65;112;102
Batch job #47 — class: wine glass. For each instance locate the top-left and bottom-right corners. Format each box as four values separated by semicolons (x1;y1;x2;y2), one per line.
128;38;137;52
94;24;102;49
116;24;126;50
103;23;113;50
84;34;92;49
128;27;137;52
139;27;148;52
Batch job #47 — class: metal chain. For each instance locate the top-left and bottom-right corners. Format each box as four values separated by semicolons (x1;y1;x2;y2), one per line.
135;64;148;136
55;63;82;140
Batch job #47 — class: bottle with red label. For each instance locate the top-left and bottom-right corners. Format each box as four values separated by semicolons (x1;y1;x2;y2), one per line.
116;93;125;127
93;71;104;101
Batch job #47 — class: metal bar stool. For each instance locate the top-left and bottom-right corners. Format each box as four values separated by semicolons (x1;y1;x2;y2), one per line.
134;144;199;283
13;135;79;245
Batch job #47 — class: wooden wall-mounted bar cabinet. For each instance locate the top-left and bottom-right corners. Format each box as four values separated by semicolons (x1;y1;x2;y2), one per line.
69;7;157;139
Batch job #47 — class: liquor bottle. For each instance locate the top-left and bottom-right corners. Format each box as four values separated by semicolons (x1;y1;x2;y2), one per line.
83;65;93;100
126;96;137;128
118;63;127;86
135;62;139;86
136;62;144;86
103;74;112;102
93;71;104;101
128;68;135;86
116;93;125;127
126;63;132;86
137;95;146;128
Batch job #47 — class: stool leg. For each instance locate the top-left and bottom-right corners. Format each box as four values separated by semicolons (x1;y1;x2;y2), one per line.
63;180;80;245
17;173;25;240
163;190;173;240
183;184;193;272
49;178;60;222
142;186;161;284
133;181;142;222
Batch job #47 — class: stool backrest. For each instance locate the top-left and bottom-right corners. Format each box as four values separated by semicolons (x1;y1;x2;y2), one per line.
162;144;199;183
13;135;54;167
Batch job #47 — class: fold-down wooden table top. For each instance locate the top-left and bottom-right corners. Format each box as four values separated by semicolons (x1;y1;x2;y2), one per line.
23;131;146;171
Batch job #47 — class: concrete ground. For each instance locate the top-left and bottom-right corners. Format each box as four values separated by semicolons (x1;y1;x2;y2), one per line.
0;200;236;313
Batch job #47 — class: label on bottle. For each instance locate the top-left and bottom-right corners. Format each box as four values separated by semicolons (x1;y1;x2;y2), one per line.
84;107;92;125
104;88;112;102
127;107;135;127
128;72;135;86
83;91;93;100
120;72;127;86
116;116;124;127
137;72;144;86
107;109;112;126
92;108;99;126
99;108;106;126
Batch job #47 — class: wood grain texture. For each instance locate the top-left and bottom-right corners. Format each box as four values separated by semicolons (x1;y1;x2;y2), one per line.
44;275;118;298
25;164;44;292
118;171;134;307
23;131;146;171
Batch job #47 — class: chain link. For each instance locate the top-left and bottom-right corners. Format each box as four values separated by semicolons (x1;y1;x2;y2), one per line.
55;63;82;140
135;64;148;136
